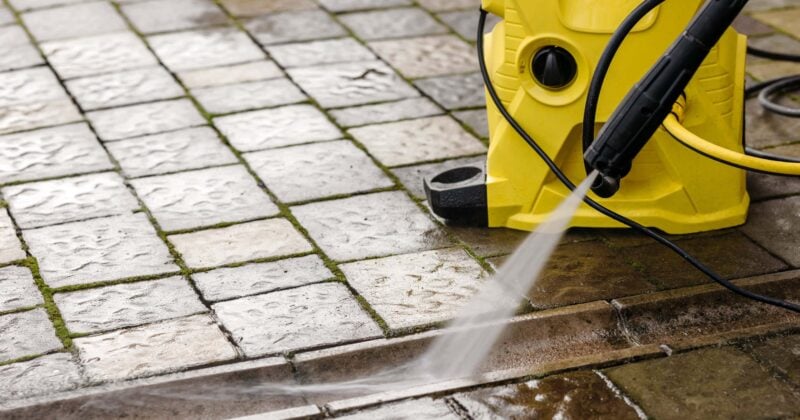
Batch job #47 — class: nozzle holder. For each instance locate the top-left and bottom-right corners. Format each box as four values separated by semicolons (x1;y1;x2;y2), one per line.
424;165;488;226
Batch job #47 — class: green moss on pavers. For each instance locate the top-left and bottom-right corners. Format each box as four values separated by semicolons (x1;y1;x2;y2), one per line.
21;257;73;350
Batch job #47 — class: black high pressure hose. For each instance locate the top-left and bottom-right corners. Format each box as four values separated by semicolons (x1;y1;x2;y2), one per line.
476;9;800;313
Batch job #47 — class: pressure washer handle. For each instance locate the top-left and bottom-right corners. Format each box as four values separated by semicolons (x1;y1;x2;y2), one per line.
584;0;749;198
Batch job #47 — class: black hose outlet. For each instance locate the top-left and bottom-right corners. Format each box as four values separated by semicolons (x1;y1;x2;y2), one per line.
424;165;488;226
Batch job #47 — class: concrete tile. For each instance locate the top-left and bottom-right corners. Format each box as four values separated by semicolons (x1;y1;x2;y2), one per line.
0;100;82;135
0;26;45;72
122;0;228;34
131;165;278;231
24;213;179;288
742;196;800;267
65;66;184;111
447;223;528;258
219;0;317;17
339;7;447;41
753;7;800;39
0;266;41;312
149;27;264;72
748;333;800;385
0;209;25;264
169;218;313;269
177;60;283;89
438;10;478;39
604;347;800;419
42;32;158;80
193;255;334;302
349;116;485;166
213;282;382;357
416;0;476;12
288;61;417;109
21;1;126;42
193;78;306;115
0;309;62;363
9;0;89;11
3;172;139;229
267;38;374;68
215;104;341;152
75;314;237;382
318;0;410;12
87;98;205;141
330;97;442;128
370;35;477;79
55;276;206;334
106;126;238;178
393;156;483;199
0;7;14;26
245;10;346;46
733;14;774;36
0;67;67;108
341;248;487;331
337;398;457;419
415;73;484;110
453;109;489;138
245;140;393;203
0;123;113;184
748;34;800;64
744;98;800;149
746;144;800;201
744;0;800;12
292;191;449;261
0;353;82;401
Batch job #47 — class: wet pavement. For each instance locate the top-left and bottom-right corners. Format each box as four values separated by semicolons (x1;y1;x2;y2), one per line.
0;0;799;418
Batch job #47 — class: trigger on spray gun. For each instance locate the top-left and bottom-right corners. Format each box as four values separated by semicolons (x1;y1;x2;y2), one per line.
584;0;749;198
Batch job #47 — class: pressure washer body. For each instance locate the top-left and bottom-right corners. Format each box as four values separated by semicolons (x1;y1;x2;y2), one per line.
425;0;749;234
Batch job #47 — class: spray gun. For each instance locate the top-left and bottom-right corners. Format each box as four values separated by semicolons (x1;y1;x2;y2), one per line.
584;0;749;198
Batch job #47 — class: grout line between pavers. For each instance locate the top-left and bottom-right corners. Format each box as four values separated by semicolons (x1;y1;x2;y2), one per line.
593;370;650;420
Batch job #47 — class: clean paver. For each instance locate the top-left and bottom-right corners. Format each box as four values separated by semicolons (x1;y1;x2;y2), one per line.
453;109;489;138
0;266;41;312
339;7;447;40
193;78;306;115
148;27;264;72
42;32;159;80
219;0;317;17
244;10;346;46
330;97;443;127
416;0;474;12
266;38;374;68
0;353;82;401
337;398;458;419
177;60;283;89
0;308;62;362
0;67;66;107
87;98;205;141
370;35;477;79
0;100;82;135
65;66;185;111
0;209;26;264
21;1;126;41
318;0;411;13
122;0;228;34
415;72;485;110
0;25;45;72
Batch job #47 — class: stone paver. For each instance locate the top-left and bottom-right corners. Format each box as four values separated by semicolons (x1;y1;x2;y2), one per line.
55;276;206;334
213;282;382;356
24;213;179;288
131;165;278;232
149;27;264;72
318;0;411;13
74;314;237;382
0;99;82;135
330;97;443;128
415;72;485;110
266;38;374;68
0;7;14;26
370;35;477;79
21;1;126;42
0;209;26;264
177;60;283;89
0;353;82;401
42;32;158;80
3;172;140;229
193;78;306;115
0;308;61;362
122;0;228;34
742;196;800;267
169;218;312;269
748;334;800;385
9;0;89;10
65;66;184;111
754;7;800;38
0;25;45;72
219;0;317;17
393;156;484;199
453;109;489;138
339;7;447;41
0;67;66;108
244;10;346;46
337;398;457;419
245;140;393;203
87;98;205;141
416;0;476;12
0;266;41;312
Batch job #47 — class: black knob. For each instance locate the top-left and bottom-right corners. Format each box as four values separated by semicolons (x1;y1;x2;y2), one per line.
532;46;577;89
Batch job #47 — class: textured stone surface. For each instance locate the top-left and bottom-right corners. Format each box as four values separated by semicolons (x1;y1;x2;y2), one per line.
42;32;158;80
416;0;476;12
287;61;417;109
3;172;139;229
267;38;374;68
744;99;800;148
330;97;442;127
24;213;179;287
0;266;41;312
219;0;317;17
55;276;206;334
132;165;277;231
0;309;62;362
349;116;485;166
0;7;13;25
9;0;89;10
341;248;487;331
0;209;25;264
370;35;477;78
22;1;126;41
0;100;82;135
88;98;205;141
193;255;334;302
75;314;237;382
213;283;382;356
0;353;82;401
337;398;457;419
65;66;184;111
245;10;346;46
318;0;411;12
122;0;228;34
393;156;483;199
215;104;341;152
170;218;312;269
0;25;45;72
178;60;283;89
748;334;800;385
339;8;447;41
0;67;66;107
754;7;800;38
106;126;238;178
453;109;489;138
415;73;485;110
149;27;264;72
742;196;800;267
0;123;112;184
292;191;448;261
245;140;393;203
193;78;306;115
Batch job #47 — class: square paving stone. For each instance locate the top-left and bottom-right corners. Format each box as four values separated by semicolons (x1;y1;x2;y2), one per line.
604;347;800;419
55;276;207;334
340;248;487;331
3;172;140;229
287;61;418;109
193;254;334;302
370;35;477;79
88;98;206;141
0;353;82;401
193;78;307;115
178;60;283;89
106;126;238;178
0;266;42;312
0;67;67;108
744;99;800;149
169;218;313;269
393;156;484;199
0;123;113;184
0;7;13;26
9;0;88;9
245;10;346;46
339;7;447;41
42;32;159;80
24;213;179;288
0;99;82;135
266;38;374;68
219;0;317;17
0;26;45;72
292;191;449;261
0;308;62;363
337;398;457;419
213;282;382;357
453;109;489;138
131;165;278;232
415;72;485;110
754;7;800;39
742;196;800;267
748;334;800;385
65;66;184;111
245;140;393;203
416;0;476;12
330;97;443;128
318;0;411;12
21;1;127;42
122;0;228;34
349;116;486;166
148;27;265;72
74;314;237;382
0;209;25;264
214;104;342;152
